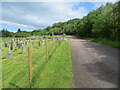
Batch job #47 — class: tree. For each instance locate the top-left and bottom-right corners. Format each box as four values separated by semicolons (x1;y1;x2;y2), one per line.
17;28;21;32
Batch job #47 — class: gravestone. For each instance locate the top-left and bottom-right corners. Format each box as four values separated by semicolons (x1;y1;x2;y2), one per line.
11;42;13;51
52;32;54;36
17;43;21;49
22;43;25;53
12;39;14;42
38;41;41;46
16;41;18;47
13;41;16;45
25;41;27;45
17;39;20;43
6;45;12;59
4;43;7;47
41;39;45;45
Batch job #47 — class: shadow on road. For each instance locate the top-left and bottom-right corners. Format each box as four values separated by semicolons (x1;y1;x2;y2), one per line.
82;40;118;86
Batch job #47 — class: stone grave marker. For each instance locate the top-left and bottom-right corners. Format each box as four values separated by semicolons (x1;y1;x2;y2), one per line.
22;43;25;53
41;39;45;45
4;42;7;47
10;42;13;51
38;41;41;46
52;32;54;36
17;43;21;49
6;44;12;59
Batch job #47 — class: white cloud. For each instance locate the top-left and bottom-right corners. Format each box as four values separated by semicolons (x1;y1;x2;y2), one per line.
1;20;35;29
2;2;88;31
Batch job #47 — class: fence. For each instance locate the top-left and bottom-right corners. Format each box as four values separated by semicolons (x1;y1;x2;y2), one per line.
1;35;66;88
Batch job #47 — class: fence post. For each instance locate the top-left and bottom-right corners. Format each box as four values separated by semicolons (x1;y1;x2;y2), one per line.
28;47;32;83
46;40;48;60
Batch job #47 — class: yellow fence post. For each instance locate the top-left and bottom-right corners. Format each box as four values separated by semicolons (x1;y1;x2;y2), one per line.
46;40;48;60
28;47;32;83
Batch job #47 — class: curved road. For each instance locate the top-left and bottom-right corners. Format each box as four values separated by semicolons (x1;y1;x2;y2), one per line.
68;36;118;88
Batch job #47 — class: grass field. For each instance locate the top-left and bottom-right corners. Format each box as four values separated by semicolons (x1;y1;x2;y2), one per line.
1;37;72;88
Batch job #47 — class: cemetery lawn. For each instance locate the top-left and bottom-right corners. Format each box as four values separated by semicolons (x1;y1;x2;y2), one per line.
2;38;73;88
1;37;13;42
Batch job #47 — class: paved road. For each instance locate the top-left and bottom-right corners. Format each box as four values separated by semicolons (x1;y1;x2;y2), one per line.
68;36;118;88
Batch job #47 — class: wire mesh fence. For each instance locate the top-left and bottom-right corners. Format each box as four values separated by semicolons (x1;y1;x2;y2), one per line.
1;35;67;88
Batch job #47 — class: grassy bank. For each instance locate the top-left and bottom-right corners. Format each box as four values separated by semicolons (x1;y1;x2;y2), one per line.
75;35;119;49
84;38;119;49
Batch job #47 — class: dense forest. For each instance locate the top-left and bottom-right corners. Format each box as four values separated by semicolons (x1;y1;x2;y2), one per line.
0;1;120;41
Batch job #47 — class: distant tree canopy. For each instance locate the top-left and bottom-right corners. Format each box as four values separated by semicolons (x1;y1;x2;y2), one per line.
14;31;31;37
17;28;21;32
31;29;46;35
1;1;119;41
0;29;14;37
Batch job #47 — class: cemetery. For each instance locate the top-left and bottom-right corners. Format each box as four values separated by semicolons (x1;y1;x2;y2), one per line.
1;1;119;88
1;35;72;88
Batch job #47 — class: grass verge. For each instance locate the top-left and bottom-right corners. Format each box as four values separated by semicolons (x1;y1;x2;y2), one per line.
84;38;119;49
75;35;119;49
33;41;73;88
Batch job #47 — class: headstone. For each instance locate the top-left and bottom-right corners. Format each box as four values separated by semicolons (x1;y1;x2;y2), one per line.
6;45;12;59
18;39;20;43
11;42;13;51
13;41;16;45
25;41;27;45
38;41;40;46
52;32;54;36
22;44;25;53
16;41;18;47
4;43;7;47
41;39;45;45
12;39;14;42
7;42;11;48
17;43;21;49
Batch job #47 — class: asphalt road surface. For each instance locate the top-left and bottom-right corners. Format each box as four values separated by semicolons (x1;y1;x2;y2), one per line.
68;36;118;88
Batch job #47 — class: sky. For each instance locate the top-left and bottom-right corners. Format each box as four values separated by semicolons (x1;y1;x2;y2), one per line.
0;0;117;32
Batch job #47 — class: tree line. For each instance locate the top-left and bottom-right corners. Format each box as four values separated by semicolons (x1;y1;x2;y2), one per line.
0;1;119;41
44;2;119;41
